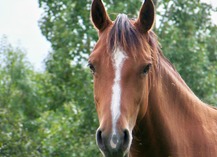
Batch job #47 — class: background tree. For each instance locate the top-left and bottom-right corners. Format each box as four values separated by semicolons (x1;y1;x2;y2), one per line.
0;37;43;156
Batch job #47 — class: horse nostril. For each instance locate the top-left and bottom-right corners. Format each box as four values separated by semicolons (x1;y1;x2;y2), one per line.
96;128;131;155
96;129;104;150
122;129;130;150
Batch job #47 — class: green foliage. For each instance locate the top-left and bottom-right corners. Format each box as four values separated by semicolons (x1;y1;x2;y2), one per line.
0;37;99;156
37;103;99;157
0;37;42;156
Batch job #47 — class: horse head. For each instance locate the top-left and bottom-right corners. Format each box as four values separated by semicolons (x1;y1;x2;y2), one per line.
89;0;155;156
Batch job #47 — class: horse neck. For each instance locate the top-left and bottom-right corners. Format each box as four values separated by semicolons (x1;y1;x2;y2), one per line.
131;57;217;156
149;57;207;124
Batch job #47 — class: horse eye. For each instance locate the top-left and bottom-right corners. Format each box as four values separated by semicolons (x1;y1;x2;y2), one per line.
143;63;152;75
88;63;96;74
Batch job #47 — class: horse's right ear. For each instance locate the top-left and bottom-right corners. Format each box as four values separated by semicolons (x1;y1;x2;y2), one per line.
91;0;112;32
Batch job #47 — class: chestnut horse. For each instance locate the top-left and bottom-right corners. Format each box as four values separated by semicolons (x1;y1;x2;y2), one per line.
89;0;217;156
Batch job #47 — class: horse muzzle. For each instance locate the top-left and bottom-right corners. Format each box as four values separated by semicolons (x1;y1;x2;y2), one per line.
96;128;131;157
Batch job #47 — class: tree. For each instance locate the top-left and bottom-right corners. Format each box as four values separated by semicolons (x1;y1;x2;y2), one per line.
0;37;96;156
0;37;43;156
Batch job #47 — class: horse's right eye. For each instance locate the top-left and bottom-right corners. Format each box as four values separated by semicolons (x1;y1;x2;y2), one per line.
142;63;152;75
88;63;96;74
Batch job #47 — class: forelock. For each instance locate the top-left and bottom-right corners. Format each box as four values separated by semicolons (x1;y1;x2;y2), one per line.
108;14;142;55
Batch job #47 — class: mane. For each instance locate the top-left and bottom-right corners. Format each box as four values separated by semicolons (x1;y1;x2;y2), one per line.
148;31;193;91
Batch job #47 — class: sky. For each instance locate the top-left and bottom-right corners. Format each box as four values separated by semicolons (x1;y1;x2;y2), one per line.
0;0;216;71
0;0;51;71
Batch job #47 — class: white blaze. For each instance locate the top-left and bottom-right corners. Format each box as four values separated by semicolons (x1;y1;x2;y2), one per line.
111;48;127;136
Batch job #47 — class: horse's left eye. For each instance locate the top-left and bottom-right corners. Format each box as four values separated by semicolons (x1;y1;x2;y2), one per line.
88;63;96;74
143;63;152;75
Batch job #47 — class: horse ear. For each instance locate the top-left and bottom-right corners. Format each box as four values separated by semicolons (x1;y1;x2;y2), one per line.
135;0;155;33
91;0;112;32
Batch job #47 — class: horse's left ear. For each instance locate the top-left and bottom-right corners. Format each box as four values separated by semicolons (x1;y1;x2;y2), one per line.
135;0;155;33
91;0;112;32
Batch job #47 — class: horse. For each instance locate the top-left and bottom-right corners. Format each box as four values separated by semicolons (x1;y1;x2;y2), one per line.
88;0;217;156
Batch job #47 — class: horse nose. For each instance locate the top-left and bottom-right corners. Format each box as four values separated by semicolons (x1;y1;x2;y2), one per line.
96;128;131;156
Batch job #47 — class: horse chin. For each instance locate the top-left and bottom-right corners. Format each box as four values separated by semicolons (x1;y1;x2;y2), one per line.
103;152;129;157
99;147;130;157
98;143;131;157
123;151;130;157
102;145;131;157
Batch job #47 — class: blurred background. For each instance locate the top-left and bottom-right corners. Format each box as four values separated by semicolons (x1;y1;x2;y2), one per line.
0;0;216;156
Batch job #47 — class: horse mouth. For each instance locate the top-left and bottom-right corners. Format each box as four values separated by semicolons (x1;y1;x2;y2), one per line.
96;128;132;157
103;152;129;157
